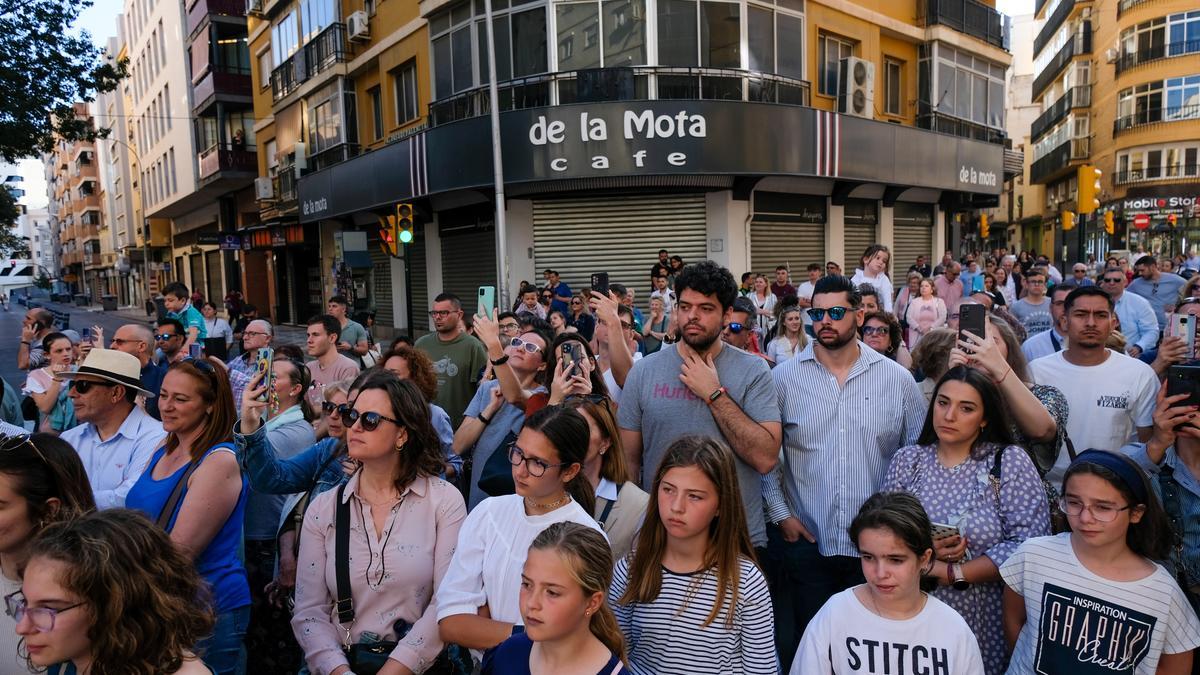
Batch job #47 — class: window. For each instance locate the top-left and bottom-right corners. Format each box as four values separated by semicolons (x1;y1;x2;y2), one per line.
164;84;171;130
933;44;1005;128
368;86;383;139
259;49;272;88
431;1;548;99
1166;75;1200;119
1116;142;1200;182
884;58;902;115
168;148;176;195
818;33;854;96
307;82;346;154
301;0;338;41
392;61;419;124
1168;11;1200;56
272;12;300;67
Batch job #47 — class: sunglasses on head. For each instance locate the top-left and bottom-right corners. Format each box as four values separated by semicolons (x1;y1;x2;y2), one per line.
341;407;402;432
807;306;851;321
0;434;48;467
68;379;117;394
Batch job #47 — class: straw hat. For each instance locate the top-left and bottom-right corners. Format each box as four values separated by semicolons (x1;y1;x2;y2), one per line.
54;348;156;397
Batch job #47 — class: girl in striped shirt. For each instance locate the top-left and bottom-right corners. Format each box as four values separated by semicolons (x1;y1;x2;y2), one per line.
609;435;776;675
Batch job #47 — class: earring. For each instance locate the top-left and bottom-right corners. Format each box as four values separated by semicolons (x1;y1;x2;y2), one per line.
585;610;591;616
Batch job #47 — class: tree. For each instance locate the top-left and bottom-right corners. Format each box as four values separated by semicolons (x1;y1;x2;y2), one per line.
0;0;127;163
0;185;26;256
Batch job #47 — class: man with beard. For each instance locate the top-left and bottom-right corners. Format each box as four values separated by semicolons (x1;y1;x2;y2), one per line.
415;292;488;428
618;260;781;550
1029;286;1156;484
761;274;925;664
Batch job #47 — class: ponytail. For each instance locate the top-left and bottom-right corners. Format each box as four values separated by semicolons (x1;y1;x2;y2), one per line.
524;405;594;515
589;603;627;664
566;472;595;517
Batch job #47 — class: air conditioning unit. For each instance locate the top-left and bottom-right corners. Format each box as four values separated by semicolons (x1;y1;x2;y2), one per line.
348;11;370;42
254;176;274;200
246;0;263;15
837;57;875;120
1105;47;1120;64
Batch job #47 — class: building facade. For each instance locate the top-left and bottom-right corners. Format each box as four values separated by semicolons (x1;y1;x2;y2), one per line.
16;208;56;279
42;103;103;301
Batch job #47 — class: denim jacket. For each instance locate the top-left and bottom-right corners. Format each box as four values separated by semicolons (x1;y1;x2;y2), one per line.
1123;442;1200;591
234;424;347;501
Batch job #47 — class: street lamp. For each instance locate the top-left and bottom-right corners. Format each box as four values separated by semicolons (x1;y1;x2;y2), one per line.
107;137;152;310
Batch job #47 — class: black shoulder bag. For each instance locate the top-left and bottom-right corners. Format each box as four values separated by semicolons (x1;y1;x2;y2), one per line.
156;461;201;531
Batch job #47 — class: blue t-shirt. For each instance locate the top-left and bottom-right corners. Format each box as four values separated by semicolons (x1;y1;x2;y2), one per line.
168;302;208;340
482;633;625;675
550;281;572;314
126;443;250;613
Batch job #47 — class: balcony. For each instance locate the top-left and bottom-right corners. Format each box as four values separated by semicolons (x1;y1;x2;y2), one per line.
308;143;360;172
198;144;258;182
919;0;1008;50
270;23;348;103
1030;137;1090;184
430;67;811;126
1030;85;1091;141
1033;0;1073;58
1115;40;1200;75
1035;0;1050;17
1114;104;1200;135
1118;0;1154;16
1032;21;1090;102
80;225;100;241
192;67;253;115
1116;164;1200;185
186;0;246;39
917;112;1007;145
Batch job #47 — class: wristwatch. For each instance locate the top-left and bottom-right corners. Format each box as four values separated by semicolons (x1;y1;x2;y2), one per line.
951;563;970;591
707;386;727;405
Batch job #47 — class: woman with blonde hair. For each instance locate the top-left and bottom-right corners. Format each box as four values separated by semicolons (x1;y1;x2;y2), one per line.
765;306;807;365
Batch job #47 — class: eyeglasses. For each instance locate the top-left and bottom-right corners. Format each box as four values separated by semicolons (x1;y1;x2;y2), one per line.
68;379;116;394
807;306;850;322
4;591;84;633
428;310;456;317
154;333;180;341
342;407;401;432
1058;496;1133;523
726;322;745;334
498;322;521;334
109;338;143;347
862;326;890;336
1100;277;1124;284
321;401;346;416
619;321;633;331
241;330;270;338
508;445;570;477
508;337;543;354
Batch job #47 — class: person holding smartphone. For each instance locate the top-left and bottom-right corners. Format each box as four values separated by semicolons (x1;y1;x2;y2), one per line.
882;366;1049;674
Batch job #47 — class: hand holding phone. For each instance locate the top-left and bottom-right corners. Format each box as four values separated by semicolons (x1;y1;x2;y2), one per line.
477;285;496;319
254;347;274;403
931;522;961;541
958;303;987;349
562;341;583;378
590;273;610;299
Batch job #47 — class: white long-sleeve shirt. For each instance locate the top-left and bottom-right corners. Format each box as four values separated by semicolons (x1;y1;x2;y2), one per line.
59;405;164;509
851;269;894;312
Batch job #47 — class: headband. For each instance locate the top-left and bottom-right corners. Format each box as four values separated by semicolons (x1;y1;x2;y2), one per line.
1069;449;1149;504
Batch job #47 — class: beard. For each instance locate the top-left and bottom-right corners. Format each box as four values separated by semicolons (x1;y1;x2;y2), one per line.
816;324;857;350
682;322;721;352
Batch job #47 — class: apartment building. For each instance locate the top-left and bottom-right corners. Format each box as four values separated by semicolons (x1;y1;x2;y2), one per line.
42;103;103;301
16;208;56;279
1030;0;1199;263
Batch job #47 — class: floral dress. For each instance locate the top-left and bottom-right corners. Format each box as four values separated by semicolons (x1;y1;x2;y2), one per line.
883;443;1051;674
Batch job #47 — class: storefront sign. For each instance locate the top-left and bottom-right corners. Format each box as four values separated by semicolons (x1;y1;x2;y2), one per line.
270;229;287;247
1122;195;1199;218
218;234;242;251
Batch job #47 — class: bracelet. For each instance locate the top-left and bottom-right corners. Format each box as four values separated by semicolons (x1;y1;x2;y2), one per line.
490;354;509;366
996;366;1013;384
706;386;727;405
478;412;493;425
20;341;30;346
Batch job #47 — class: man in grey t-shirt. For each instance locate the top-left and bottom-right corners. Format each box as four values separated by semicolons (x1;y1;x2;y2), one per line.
618;261;782;548
1009;268;1054;336
1128;255;1187;330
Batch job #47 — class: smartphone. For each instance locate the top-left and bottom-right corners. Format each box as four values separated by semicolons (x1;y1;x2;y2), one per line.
562;341;583;378
1167;365;1200;410
254;347;274;403
931;522;961;541
189;342;203;359
958;303;987;346
477;285;496;318
1172;313;1197;359
590;272;610;298
81;327;91;342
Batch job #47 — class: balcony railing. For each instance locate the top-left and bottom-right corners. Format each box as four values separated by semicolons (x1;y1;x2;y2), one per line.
192;68;253;113
1035;0;1051;17
919;0;1008;50
198;145;258;180
1115;165;1200;184
1114;104;1200;135
430;67;811;126
1032;21;1090;102
308;143;360;172
1030;137;1090;184
1115;40;1200;75
186;0;246;38
917;112;1007;145
1033;0;1073;58
1031;85;1091;141
270;23;348;102
1117;0;1154;16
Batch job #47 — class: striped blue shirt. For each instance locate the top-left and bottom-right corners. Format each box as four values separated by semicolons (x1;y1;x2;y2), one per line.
763;341;925;557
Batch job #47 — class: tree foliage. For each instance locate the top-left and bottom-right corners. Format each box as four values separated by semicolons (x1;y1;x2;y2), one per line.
0;0;127;163
0;186;28;256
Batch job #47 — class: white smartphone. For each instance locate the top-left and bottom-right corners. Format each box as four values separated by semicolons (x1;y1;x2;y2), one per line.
1172;313;1197;359
931;522;960;540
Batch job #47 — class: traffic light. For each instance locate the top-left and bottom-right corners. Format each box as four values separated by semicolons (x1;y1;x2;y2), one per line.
1062;210;1076;231
397;203;414;245
378;212;399;257
1077;165;1102;214
980;213;989;239
1104;210;1115;235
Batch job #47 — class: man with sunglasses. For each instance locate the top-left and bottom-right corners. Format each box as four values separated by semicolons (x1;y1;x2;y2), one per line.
109;323;167;420
763;274;925;662
415;292;488;428
722;297;768;361
1101;266;1160;361
57;349;164;509
153;318;187;364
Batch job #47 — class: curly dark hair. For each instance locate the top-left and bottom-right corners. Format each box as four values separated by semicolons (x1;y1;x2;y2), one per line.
859;310;902;357
381;346;439;402
22;509;215;675
674;260;738;311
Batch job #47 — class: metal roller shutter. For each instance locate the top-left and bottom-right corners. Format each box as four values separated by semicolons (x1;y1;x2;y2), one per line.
843;199;879;273
409;224;429;332
533;195;707;309
440;228;496;314
892;202;935;288
369;242;395;329
750;192;827;278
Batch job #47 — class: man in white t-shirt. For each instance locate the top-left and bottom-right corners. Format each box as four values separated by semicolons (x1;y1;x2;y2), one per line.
1029;286;1157;484
796;263;822;335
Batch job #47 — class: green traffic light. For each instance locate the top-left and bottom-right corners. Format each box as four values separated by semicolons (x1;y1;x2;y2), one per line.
399;229;414;244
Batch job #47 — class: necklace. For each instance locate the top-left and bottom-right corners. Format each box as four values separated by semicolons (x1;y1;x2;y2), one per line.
525;493;570;511
357;492;406;590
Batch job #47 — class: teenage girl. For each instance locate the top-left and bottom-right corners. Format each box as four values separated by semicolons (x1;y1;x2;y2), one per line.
483;522;627;674
791;491;985;674
609;435;775;675
1002;450;1200;674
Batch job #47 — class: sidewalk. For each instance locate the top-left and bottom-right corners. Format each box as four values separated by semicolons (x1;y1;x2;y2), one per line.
42;301;311;347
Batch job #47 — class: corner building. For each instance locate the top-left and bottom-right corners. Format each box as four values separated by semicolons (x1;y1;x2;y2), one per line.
283;0;1012;333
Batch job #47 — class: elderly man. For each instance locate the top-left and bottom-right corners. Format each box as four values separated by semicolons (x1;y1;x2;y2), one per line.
58;349;164;508
97;323;168;420
1099;267;1159;360
228;318;274;408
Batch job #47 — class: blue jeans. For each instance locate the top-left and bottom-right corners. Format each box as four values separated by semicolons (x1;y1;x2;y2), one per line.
200;605;250;675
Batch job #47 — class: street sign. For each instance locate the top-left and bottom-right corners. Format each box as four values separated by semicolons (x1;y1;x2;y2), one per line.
1134;213;1151;230
219;234;242;251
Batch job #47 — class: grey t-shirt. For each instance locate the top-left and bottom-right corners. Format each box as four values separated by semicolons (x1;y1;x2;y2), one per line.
1129;273;1187;329
1010;297;1054;337
337;319;370;367
617;344;780;547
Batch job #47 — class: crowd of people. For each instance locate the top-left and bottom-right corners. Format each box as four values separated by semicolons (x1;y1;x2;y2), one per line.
1;244;1200;675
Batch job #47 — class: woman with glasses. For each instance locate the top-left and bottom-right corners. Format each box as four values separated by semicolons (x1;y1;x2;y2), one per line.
292;374;467;675
14;509;213;675
381;346;462;478
566;295;596;341
904;279;947;347
882;366;1049;674
438;406;602;653
125;357;249;675
0;433;95;674
22;333;76;434
766;306;808;365
1003;451;1200;673
858;311;912;368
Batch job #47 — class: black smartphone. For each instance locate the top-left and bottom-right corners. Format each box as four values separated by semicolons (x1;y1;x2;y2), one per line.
591;272;610;298
81;327;91;342
562;341;583;378
958;303;987;346
1167;365;1200;410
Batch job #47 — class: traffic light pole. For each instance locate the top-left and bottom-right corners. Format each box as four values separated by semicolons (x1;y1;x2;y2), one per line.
483;0;510;310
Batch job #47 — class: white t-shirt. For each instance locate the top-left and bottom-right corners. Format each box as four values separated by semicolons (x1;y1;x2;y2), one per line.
797;281;817;326
1029;349;1157;484
791;587;984;675
851;270;894;313
1001;533;1200;675
602;351;642;405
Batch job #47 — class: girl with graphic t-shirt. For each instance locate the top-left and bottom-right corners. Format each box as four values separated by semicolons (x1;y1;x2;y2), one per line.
482;523;627;675
791;492;985;675
609;435;776;675
1002;450;1200;674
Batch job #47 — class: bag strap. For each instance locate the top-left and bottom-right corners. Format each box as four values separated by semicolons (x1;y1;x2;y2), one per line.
988;446;1004;504
597;483;623;526
335;482;355;625
156;456;201;531
1063;429;1078;462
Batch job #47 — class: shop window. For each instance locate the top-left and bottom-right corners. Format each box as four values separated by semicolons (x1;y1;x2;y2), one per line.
818;32;854;96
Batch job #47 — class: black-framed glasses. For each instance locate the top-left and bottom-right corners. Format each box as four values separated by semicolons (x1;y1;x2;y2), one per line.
807;306;850;322
508;337;542;354
342;408;401;432
862;326;890;336
726;322;745;334
321;401;341;415
4;591;84;633
508;445;569;477
241;330;270;338
154;333;180;341
428;310;455;317
1101;276;1124;284
68;379;116;394
1058;496;1133;523
498;322;521;334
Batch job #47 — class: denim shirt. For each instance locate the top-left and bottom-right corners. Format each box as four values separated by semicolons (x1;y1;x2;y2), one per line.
234;424;346;500
1123;442;1200;590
